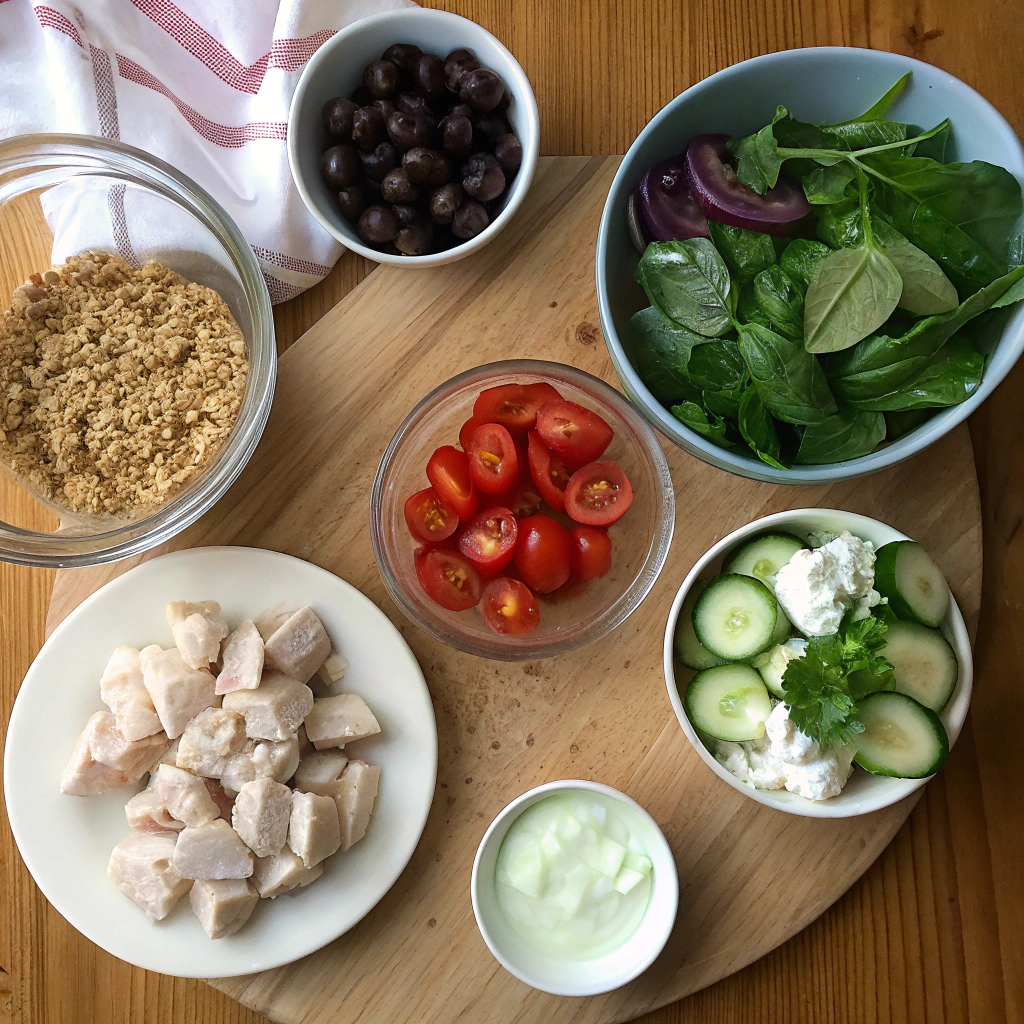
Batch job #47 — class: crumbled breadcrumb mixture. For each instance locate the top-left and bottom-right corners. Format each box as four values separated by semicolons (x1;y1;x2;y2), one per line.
0;252;247;517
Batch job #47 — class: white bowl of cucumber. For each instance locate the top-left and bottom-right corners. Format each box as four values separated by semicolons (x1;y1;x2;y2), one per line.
664;508;972;817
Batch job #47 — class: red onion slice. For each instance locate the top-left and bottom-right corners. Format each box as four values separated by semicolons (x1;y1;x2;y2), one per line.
629;155;710;252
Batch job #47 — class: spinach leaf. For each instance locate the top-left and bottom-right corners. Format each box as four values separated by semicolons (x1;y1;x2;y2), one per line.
885;408;934;440
804;244;903;353
670;401;734;448
635;239;735;337
846;338;984;411
910;121;950;162
737;284;775;329
803;162;857;204
863;153;1023;294
821;120;910;149
704;385;746;418
623;306;707;404
686;339;747;390
794;407;886;464
738;388;785;468
729;106;788;194
708;221;777;283
780;239;833;289
850;71;911;122
737;322;838;424
753;265;804;340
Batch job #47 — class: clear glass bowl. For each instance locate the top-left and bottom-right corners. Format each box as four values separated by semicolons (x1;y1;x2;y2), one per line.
370;360;675;661
0;134;275;567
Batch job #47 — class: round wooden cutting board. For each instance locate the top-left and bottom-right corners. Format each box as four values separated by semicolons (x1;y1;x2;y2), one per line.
47;157;982;1024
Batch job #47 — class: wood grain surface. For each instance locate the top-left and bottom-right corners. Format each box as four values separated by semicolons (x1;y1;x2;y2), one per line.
2;2;1023;1023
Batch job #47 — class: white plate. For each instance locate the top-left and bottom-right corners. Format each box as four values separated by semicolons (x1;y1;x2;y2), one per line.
4;547;437;977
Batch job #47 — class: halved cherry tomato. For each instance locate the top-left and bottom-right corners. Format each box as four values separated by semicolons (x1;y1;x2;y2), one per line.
526;430;573;513
404;487;459;543
414;547;483;610
480;577;540;635
569;525;613;581
564;461;633;526
495;478;543;519
458;506;518;575
536;399;614;465
467;422;519;494
472;382;562;433
459;415;487;452
515;515;572;593
426;445;477;521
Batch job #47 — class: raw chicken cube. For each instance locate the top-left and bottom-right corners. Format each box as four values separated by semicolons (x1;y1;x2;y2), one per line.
158;738;180;768
310;652;350;698
125;786;184;833
251;848;323;898
176;707;247;776
292;750;348;796
254;603;296;642
155;764;220;827
88;712;168;781
61;713;132;796
99;646;162;741
304;694;380;750
140;645;219;739
288;791;341;869
172;819;253;880
204;779;235;821
296;723;312;757
190;878;259;939
108;832;191;920
165;600;229;670
327;761;381;852
231;777;292;857
219;735;300;794
263;607;331;684
216;620;264;694
222;671;314;741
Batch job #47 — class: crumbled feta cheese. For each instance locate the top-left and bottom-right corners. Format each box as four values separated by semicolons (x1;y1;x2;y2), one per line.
774;530;880;637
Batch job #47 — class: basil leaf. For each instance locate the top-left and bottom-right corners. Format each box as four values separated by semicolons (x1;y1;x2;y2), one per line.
729;106;788;194
753;265;804;340
803;163;857;204
794;407;886;464
737;322;838;424
670;400;734;448
635;239;734;337
623;307;708;405
846;338;984;411
779;239;833;289
738;388;785;468
708;222;777;283
804;244;903;353
686;339;747;391
850;72;911;122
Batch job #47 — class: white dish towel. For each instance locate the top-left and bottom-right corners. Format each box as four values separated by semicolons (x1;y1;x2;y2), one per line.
0;0;412;301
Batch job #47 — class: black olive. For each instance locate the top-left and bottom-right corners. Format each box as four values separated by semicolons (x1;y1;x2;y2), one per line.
351;105;386;151
358;205;400;245
359;141;400;181
402;147;452;188
373;98;397;121
336;185;366;222
391;203;425;228
462;152;505;201
439;114;473;157
493;133;522;175
363;60;400;99
496;89;511;112
396;218;434;256
322;97;358;141
381;167;421;204
429;183;464;224
413;53;446;98
320;145;361;190
451;198;489;239
445;49;479;93
448;102;473;120
460;68;504;112
351;85;373;107
387;110;437;151
473;113;509;146
381;43;422;74
396;91;433;117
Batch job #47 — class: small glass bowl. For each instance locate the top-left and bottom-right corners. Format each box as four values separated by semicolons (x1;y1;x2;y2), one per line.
370;359;675;661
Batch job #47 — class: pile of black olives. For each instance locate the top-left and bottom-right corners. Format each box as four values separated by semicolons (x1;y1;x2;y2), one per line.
319;43;523;256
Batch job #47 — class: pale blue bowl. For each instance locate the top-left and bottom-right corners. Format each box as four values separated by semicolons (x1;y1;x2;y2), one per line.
596;47;1024;484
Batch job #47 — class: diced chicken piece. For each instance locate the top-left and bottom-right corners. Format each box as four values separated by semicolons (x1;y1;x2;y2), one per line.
204;778;235;821
140;645;219;739
219;735;300;794
327;761;381;851
125;785;184;833
251;848;323;898
155;764;220;828
293;750;348;796
231;777;292;857
158;738;180;768
99;646;162;741
108;832;191;920
190;878;259;939
88;712;168;781
165;600;229;670
288;791;341;869
176;707;247;777
61;713;132;796
304;694;381;750
263;606;331;684
296;723;312;757
216;620;264;694
172;819;253;880
222;671;313;741
253;603;296;643
310;652;350;698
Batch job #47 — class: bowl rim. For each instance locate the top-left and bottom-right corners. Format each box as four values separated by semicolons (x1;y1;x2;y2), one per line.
287;7;540;268
595;45;1024;485
369;358;675;661
470;778;679;996
0;133;276;568
661;507;975;818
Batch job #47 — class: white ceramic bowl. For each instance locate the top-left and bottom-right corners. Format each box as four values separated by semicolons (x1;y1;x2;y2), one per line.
596;47;1024;483
663;509;973;818
288;8;539;267
471;780;678;996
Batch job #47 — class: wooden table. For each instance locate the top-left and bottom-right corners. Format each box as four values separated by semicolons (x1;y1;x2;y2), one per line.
1;2;1022;1022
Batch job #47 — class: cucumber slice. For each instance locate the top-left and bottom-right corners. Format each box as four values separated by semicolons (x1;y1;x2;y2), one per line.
854;691;949;778
684;664;773;742
769;603;793;646
674;579;727;671
752;637;806;699
692;574;778;661
721;532;808;591
875;540;950;627
882;620;958;712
